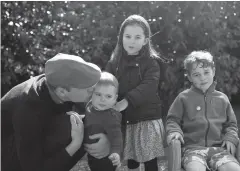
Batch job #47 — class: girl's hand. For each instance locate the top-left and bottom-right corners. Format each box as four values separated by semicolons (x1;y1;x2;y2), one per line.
113;99;128;112
167;132;184;145
222;140;236;155
67;111;85;143
84;133;110;159
108;153;121;168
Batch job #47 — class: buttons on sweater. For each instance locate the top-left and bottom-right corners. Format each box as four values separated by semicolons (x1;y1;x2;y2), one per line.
196;106;201;111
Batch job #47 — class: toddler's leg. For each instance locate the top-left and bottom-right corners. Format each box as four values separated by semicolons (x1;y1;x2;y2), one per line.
127;159;141;171
88;154;117;171
185;161;206;171
144;157;158;171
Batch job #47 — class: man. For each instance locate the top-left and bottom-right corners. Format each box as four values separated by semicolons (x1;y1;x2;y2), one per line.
1;53;110;171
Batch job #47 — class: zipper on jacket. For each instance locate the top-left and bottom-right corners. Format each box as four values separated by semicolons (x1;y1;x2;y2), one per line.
204;95;210;147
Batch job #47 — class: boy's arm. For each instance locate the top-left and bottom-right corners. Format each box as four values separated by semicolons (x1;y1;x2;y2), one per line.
105;111;123;156
166;95;184;137
222;96;239;146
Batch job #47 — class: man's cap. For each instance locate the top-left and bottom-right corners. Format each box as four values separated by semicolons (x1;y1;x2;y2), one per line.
45;53;101;89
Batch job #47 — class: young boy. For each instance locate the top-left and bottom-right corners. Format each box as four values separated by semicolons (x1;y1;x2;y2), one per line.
166;51;240;171
84;71;122;171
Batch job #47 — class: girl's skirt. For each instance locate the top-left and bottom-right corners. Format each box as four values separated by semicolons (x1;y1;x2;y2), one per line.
123;119;165;162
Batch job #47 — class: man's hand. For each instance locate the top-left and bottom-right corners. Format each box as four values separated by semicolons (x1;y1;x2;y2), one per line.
84;133;110;159
67;111;85;143
65;111;85;156
167;132;184;145
108;153;121;168
222;140;236;155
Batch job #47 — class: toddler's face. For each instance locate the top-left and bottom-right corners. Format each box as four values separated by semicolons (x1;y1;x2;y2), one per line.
188;62;215;93
91;85;118;110
122;24;147;55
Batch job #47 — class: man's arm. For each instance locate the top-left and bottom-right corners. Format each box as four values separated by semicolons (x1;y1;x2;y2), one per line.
12;105;83;171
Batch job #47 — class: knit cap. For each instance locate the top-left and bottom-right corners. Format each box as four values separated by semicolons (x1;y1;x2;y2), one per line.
45;53;101;89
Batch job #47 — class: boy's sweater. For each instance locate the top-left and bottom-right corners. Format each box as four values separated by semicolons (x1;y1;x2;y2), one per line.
166;82;239;148
84;103;123;155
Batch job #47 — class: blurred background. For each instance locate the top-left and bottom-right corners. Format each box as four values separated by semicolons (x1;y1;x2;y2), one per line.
1;1;240;170
2;0;240;118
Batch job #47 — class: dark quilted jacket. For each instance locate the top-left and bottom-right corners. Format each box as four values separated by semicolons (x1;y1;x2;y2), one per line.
105;54;162;124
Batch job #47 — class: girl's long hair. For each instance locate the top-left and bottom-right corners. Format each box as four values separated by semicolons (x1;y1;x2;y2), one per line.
110;15;160;64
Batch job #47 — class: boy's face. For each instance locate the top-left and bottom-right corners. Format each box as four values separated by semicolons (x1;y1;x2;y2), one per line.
91;84;118;110
188;62;215;93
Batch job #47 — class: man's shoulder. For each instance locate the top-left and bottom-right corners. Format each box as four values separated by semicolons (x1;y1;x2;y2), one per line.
2;75;48;110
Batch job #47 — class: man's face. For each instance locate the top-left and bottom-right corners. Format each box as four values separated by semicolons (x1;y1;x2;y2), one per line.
188;62;215;93
65;86;95;102
91;84;117;110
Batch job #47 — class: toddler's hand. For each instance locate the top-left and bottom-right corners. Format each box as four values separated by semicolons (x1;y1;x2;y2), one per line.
167;132;184;145
222;140;236;155
108;153;121;168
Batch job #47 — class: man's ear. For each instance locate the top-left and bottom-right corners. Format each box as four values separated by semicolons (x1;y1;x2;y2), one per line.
55;87;68;99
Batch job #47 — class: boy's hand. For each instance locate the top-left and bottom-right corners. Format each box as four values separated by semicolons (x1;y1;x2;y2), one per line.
108;153;121;168
167;132;184;145
222;140;236;155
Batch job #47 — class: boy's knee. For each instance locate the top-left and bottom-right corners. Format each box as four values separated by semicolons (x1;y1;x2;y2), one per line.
185;161;206;171
218;162;240;171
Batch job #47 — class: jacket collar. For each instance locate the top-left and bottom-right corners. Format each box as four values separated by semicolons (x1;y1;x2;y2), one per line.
190;81;217;95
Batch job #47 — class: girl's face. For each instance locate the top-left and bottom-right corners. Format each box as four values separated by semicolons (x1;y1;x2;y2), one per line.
122;24;148;55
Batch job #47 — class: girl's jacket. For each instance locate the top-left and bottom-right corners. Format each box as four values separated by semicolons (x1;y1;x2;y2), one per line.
105;54;162;124
166;82;239;148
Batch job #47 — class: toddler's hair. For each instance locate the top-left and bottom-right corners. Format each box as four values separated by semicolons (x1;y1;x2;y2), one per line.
184;50;215;74
96;72;119;93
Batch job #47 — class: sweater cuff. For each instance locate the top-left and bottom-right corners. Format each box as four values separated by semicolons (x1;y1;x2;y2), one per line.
223;133;239;147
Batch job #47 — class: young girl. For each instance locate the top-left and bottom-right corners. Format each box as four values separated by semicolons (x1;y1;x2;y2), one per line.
105;14;165;171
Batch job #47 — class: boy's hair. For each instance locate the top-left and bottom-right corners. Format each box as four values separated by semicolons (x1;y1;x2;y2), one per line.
95;72;119;93
184;50;215;75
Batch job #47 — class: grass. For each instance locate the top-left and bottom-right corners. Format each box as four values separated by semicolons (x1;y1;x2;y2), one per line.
70;105;240;171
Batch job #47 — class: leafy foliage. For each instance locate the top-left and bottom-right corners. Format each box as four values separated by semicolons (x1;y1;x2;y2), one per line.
1;1;240;113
